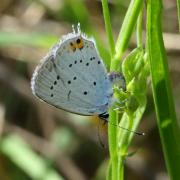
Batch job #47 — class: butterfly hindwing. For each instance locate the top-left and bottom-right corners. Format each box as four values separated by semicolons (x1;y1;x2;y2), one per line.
31;33;113;115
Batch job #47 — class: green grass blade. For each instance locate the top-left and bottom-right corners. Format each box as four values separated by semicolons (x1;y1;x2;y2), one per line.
147;0;180;179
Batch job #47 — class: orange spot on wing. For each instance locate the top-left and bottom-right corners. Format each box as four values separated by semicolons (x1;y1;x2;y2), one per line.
76;38;84;50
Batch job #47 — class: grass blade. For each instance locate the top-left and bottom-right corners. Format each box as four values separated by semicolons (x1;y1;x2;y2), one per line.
147;0;180;179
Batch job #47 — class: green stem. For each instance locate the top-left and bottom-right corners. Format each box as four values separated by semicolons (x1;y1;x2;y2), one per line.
137;9;143;47
108;110;119;180
147;0;180;179
119;158;124;180
101;0;115;58
101;1;146;180
112;0;144;71
101;1;118;179
106;162;112;180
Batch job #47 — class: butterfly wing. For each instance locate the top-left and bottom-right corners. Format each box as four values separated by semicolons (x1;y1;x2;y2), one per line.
31;33;113;115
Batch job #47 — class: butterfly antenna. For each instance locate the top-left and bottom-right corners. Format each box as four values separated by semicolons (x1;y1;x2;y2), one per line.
98;114;145;136
109;122;145;136
72;24;75;34
77;22;81;33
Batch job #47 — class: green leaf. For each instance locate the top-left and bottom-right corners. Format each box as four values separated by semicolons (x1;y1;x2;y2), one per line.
122;47;144;83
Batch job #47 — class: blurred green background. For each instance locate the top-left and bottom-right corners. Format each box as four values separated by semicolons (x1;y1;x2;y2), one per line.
0;0;179;180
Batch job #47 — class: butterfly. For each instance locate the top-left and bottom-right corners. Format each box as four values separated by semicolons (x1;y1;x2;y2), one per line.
31;27;125;121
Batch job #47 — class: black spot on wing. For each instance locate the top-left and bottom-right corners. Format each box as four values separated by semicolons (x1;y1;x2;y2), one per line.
68;90;71;101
